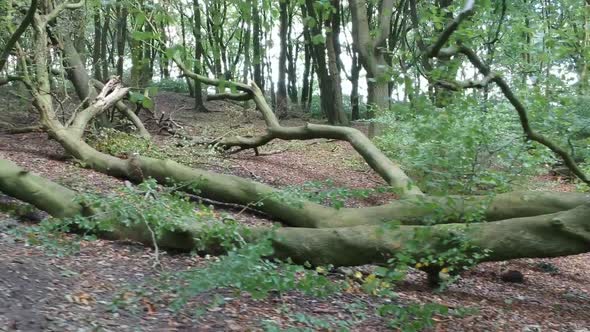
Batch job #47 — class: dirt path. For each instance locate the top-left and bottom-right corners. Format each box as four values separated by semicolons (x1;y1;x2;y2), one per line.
1;93;590;331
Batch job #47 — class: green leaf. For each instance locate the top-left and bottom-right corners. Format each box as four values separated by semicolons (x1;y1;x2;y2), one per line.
131;31;158;41
311;34;325;45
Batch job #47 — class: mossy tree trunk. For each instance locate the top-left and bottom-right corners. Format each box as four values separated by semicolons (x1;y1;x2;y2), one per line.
2;158;590;269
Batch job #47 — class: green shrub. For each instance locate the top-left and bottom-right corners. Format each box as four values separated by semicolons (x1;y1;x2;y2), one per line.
87;128;166;159
149;78;190;93
374;95;552;195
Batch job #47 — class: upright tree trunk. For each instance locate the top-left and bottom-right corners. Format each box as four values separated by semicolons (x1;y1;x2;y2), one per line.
300;24;313;110
325;0;348;125
160;21;170;79
276;0;289;116
286;7;298;105
252;0;264;93
192;0;206;111
350;56;360;120
302;0;348;125
116;3;127;78
349;0;392;113
179;10;195;97
92;10;103;81
242;20;251;83
100;4;111;81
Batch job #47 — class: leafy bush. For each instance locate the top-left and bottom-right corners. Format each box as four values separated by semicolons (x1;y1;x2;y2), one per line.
87;128;166;159
267;179;388;209
374;95;552;195
149;78;190;93
530;94;590;188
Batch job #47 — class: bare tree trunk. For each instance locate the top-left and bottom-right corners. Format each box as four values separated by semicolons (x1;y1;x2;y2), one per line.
300;24;313;111
100;4;111;81
179;10;195;97
276;0;289;116
116;2;127;78
252;0;264;93
242;18;251;83
325;0;348;125
160;21;170;79
92;10;103;81
302;0;348;125
192;0;206;111
286;6;298;105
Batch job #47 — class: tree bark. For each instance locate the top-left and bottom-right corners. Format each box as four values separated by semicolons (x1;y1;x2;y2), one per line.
302;0;348;125
193;0;207;111
60;38;150;139
286;6;298;104
252;0;264;93
2;158;590;269
92;10;103;81
116;2;127;78
179;10;195;97
100;4;111;82
349;0;393;112
300;23;313;111
276;0;289;116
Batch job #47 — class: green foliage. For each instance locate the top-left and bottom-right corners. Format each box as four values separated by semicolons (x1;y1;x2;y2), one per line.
376;225;490;287
377;303;448;332
170;240;342;310
530;94;590;189
68;181;342;315
88;128;165;159
263;312;353;331
149;79;190;93
58;179;254;253
361;197;491;291
87;128;227;168
269;179;386;209
375;97;552;195
8;220;93;257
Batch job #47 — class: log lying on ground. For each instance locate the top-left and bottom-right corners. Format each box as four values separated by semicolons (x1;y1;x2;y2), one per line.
2;158;590;268
38;128;590;229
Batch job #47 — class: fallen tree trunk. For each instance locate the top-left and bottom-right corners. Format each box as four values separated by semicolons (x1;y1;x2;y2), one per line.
2;158;590;268
36;127;590;229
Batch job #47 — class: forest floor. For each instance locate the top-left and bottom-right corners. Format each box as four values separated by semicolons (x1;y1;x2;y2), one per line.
1;91;590;331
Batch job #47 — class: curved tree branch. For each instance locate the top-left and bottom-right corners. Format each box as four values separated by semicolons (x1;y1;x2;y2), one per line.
171;54;422;196
44;0;85;25
426;0;475;58
0;0;38;73
425;0;590;185
458;45;590;185
207;92;252;101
